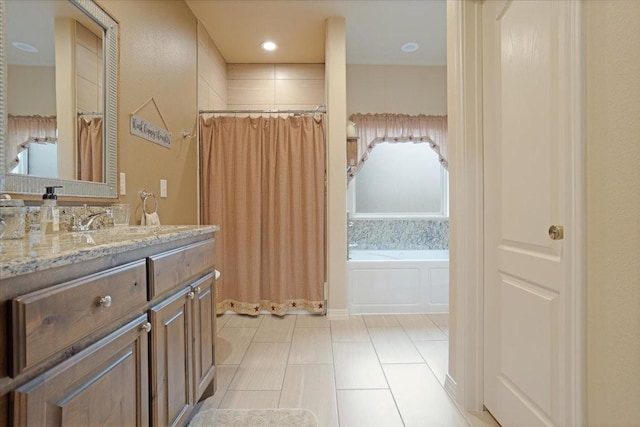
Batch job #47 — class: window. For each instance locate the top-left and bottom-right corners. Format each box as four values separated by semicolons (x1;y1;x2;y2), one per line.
348;142;448;217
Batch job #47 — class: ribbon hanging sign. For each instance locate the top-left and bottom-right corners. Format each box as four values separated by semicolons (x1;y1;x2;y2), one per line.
130;115;172;148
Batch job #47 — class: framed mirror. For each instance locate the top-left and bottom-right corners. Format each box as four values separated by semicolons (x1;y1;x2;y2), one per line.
0;0;118;198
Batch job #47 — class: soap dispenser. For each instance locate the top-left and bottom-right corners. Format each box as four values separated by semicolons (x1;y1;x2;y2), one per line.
41;186;61;234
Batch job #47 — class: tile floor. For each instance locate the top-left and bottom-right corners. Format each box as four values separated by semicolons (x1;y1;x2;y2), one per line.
195;313;497;427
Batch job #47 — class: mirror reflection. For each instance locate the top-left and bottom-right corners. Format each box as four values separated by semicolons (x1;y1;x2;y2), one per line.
5;0;104;183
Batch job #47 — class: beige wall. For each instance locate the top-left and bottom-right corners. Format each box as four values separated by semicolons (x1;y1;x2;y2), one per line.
6;66;57;165
6;66;56;116
54;18;75;180
97;0;198;225
347;64;447;116
325;17;348;317
75;21;103;181
586;1;640;425
75;21;103;114
227;63;325;110
198;21;227;111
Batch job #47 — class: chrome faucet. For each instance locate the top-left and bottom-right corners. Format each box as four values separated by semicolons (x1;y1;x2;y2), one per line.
77;211;113;231
67;205;113;231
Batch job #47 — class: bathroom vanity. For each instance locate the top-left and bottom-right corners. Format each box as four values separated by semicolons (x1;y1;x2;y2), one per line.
0;225;218;426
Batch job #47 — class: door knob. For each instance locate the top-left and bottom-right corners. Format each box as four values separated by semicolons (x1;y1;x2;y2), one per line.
548;225;564;240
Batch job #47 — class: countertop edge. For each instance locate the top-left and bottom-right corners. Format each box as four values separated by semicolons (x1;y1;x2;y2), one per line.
0;225;219;280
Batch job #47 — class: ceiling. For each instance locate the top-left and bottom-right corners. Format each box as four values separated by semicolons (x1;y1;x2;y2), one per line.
6;0;103;67
185;0;447;66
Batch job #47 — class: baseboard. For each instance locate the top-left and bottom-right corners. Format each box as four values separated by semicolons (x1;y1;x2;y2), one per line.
326;308;349;320
444;373;458;401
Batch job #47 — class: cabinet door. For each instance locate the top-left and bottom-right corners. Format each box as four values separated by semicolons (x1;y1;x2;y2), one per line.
191;273;216;400
13;315;150;426
150;286;193;427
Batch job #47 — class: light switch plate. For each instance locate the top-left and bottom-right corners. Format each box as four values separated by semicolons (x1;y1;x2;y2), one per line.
160;179;167;198
119;172;126;195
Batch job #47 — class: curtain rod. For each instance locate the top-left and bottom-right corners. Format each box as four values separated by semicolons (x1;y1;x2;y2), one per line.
199;107;326;115
77;111;103;116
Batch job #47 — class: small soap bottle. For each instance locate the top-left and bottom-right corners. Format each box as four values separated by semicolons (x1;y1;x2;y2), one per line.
40;186;61;235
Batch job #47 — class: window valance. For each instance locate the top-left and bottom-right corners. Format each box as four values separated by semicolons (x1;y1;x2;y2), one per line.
348;113;448;182
7;115;58;173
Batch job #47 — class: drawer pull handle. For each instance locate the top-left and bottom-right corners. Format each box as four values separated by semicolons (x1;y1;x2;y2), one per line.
141;322;152;333
194;286;201;294
98;295;112;308
187;291;196;300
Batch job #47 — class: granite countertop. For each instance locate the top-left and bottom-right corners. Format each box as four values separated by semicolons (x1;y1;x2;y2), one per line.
0;225;219;280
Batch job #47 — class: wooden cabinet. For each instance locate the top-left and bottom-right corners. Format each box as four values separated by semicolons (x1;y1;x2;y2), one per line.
1;230;217;427
147;239;216;299
191;273;216;400
12;315;150;426
149;274;216;427
12;260;147;376
150;286;193;427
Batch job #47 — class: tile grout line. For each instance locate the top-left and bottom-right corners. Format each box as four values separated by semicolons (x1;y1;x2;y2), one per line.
217;315;262;404
404;314;451;389
329;315;342;427
277;314;298;408
387;314;409;427
213;313;459;425
396;314;468;424
364;314;407;427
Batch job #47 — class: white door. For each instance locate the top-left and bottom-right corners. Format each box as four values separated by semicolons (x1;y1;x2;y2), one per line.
482;1;582;425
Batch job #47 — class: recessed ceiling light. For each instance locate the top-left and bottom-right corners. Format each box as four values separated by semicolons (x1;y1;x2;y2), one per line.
401;42;419;53
261;41;277;51
12;41;39;53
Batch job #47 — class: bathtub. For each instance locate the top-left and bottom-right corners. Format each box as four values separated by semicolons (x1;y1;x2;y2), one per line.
348;250;449;314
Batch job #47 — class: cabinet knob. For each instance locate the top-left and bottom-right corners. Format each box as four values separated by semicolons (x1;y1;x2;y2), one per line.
187;291;195;300
98;295;112;308
194;286;201;294
140;322;152;333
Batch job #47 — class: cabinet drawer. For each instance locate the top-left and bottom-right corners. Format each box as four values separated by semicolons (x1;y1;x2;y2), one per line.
147;239;215;299
12;260;147;376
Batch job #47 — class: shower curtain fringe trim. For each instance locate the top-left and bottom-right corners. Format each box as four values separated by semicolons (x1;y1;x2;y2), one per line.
217;299;325;317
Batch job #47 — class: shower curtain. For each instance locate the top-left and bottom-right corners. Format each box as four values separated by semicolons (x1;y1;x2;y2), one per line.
77;117;103;182
200;114;326;316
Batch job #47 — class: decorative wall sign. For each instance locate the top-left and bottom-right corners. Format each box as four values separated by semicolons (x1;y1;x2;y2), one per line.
130;97;172;148
130;115;172;148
